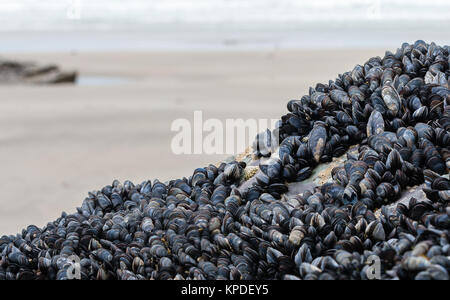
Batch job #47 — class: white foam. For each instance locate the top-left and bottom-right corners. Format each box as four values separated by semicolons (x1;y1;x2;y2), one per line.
0;0;449;31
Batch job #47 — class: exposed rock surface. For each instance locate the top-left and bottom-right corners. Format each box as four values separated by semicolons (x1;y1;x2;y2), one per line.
234;145;440;215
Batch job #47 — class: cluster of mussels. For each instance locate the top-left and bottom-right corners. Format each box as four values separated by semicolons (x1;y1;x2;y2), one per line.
1;41;449;280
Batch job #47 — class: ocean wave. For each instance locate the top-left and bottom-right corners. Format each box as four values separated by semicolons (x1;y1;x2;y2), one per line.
0;0;449;31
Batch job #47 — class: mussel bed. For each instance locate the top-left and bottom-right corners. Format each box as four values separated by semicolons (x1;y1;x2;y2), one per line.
1;41;449;280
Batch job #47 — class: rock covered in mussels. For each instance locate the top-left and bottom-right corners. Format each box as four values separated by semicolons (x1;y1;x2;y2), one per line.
0;41;449;281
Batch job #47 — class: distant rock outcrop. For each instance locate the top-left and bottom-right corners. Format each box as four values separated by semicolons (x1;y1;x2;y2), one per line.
0;59;77;84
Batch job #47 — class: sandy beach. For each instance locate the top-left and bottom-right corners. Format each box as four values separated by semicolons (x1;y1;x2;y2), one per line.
0;49;384;234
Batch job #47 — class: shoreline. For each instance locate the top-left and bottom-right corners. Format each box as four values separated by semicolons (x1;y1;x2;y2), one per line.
0;28;449;53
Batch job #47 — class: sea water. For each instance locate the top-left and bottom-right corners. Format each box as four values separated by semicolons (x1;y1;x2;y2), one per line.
0;0;449;52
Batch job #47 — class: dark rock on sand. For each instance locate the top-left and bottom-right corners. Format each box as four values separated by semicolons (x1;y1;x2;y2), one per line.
0;58;77;84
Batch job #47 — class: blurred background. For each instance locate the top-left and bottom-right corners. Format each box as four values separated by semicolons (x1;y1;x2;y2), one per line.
0;0;449;234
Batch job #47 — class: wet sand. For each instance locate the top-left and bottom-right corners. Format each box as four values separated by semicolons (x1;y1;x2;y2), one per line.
0;49;383;234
